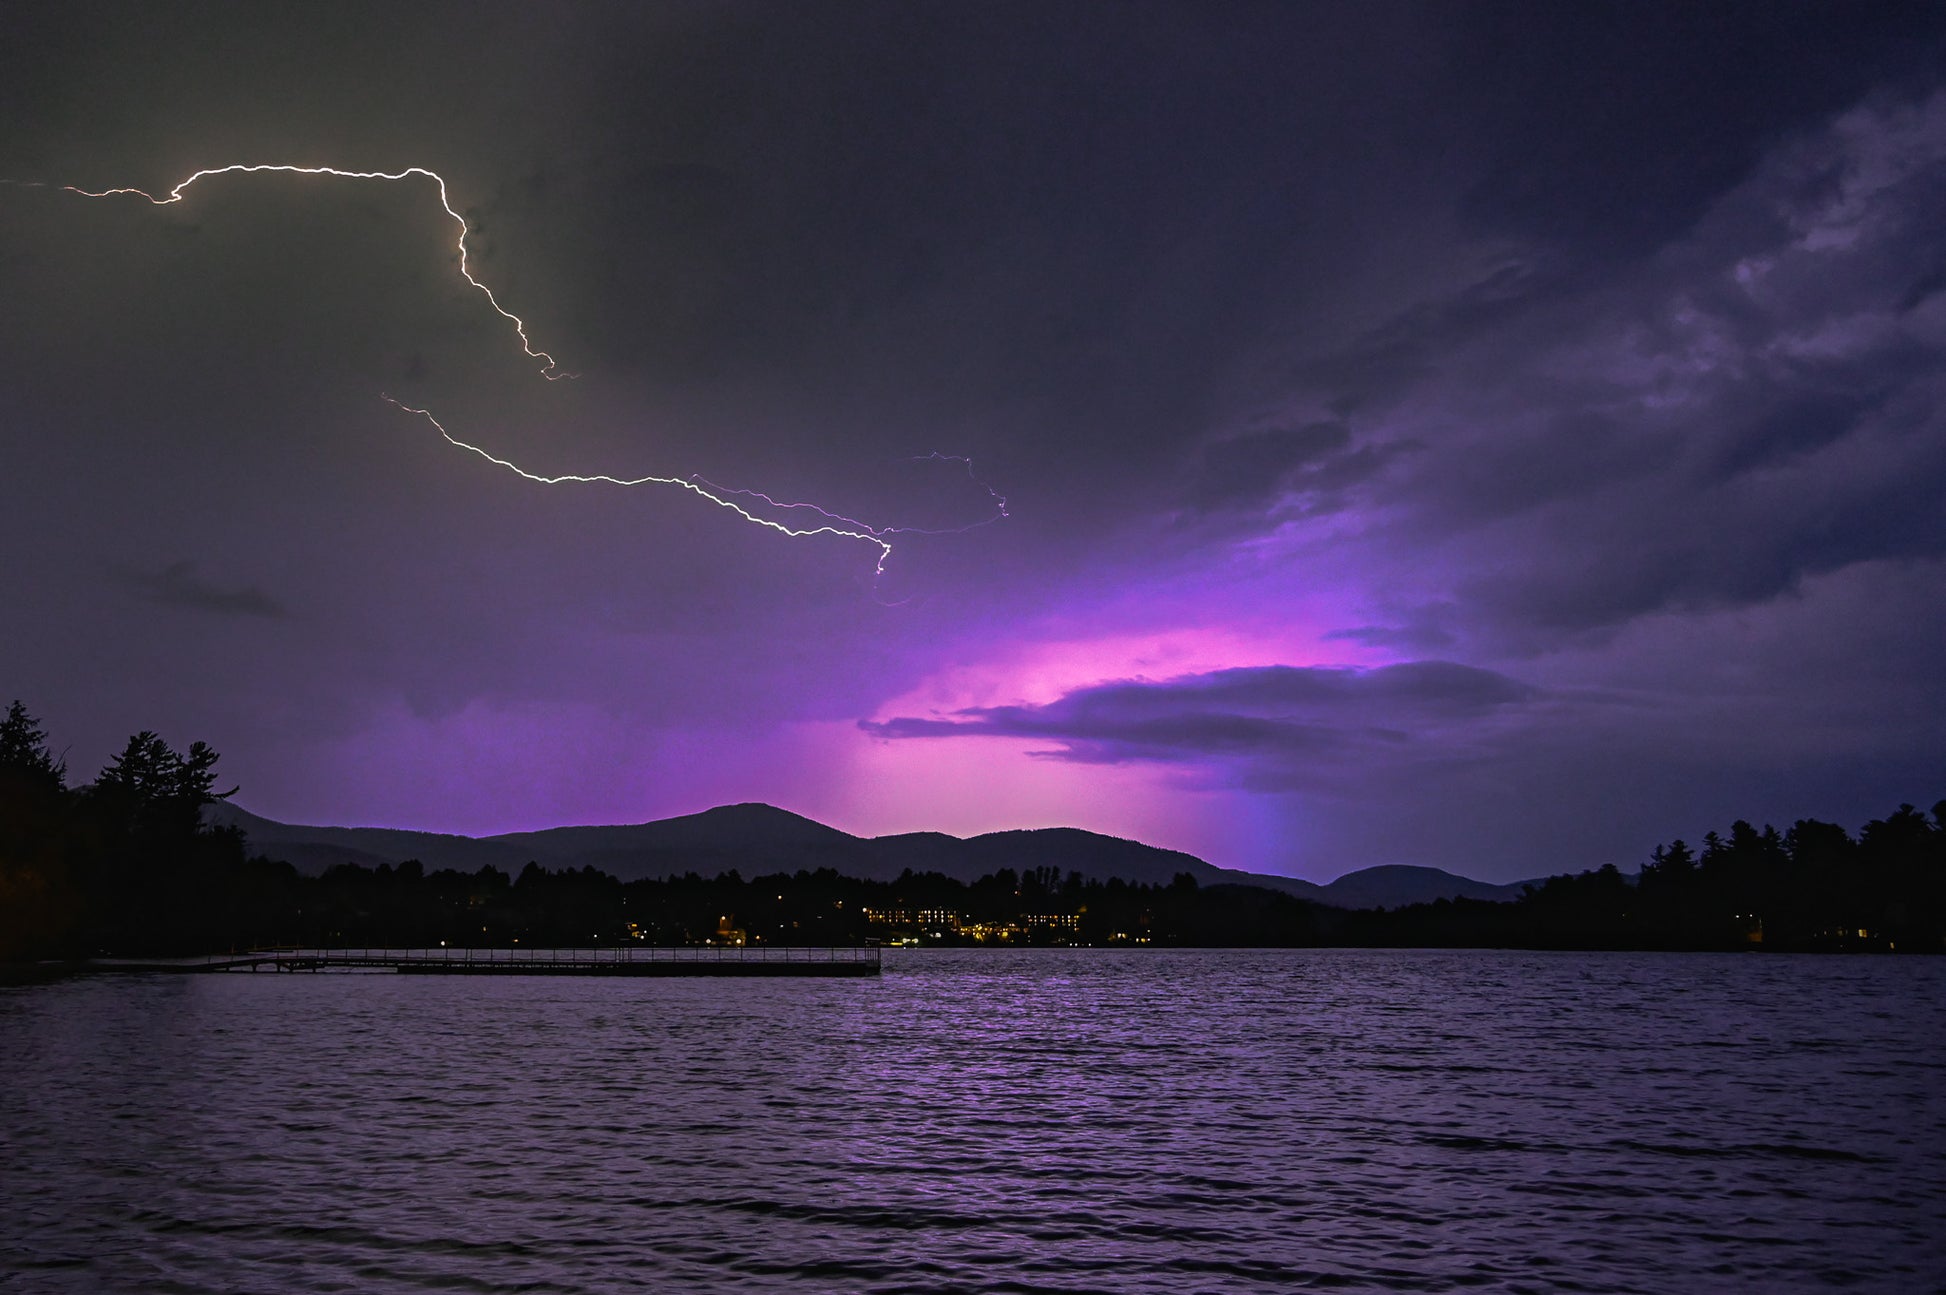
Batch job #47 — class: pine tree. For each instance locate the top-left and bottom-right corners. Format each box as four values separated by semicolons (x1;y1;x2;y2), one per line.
0;700;64;791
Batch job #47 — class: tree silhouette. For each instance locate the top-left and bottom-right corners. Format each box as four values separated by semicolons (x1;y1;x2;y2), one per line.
0;702;78;960
1643;838;1696;891
0;700;65;791
90;731;235;844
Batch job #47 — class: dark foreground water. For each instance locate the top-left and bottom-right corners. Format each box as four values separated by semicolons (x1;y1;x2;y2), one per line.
2;950;1943;1293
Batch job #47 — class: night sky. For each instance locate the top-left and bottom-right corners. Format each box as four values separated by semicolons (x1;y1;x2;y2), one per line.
3;2;1942;881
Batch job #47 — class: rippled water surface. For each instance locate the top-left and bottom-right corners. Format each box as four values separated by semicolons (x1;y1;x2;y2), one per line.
3;950;1944;1292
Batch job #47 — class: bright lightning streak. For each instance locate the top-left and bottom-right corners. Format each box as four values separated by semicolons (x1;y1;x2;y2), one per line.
382;395;898;576
32;163;1007;580
63;164;568;379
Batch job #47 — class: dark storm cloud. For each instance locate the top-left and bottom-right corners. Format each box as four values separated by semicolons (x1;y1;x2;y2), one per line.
1448;0;1946;258
113;560;286;619
1187;422;1350;512
524;1;1476;522
1219;89;1946;647
864;661;1542;774
1182;421;1426;522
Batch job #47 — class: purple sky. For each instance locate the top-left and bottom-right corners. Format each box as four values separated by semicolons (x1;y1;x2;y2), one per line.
3;2;1942;881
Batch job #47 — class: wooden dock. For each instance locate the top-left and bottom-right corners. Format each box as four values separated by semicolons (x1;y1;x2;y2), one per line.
89;946;881;978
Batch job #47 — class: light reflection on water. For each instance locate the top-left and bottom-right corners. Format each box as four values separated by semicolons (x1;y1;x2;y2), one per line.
2;949;1943;1292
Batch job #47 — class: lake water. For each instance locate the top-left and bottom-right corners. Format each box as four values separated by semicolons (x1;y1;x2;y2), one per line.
2;950;1943;1293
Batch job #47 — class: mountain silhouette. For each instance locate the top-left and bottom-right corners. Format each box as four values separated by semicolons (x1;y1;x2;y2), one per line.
206;802;1533;909
1309;864;1529;908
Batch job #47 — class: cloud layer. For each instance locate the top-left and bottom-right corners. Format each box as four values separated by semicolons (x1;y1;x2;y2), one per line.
116;560;286;619
866;662;1541;776
1199;92;1946;653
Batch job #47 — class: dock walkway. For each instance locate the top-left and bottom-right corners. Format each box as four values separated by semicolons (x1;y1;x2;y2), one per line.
91;945;881;977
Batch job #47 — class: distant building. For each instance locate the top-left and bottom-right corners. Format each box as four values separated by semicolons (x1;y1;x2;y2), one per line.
1022;914;1080;932
957;921;1022;942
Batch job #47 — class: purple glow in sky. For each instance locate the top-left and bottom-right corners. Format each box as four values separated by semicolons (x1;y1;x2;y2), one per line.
2;2;1942;881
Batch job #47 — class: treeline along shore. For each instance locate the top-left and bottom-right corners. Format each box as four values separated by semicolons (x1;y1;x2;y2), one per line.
2;701;1942;960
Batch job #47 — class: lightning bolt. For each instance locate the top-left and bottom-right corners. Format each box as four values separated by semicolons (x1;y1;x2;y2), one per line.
382;395;902;575
62;164;568;379
30;163;1006;580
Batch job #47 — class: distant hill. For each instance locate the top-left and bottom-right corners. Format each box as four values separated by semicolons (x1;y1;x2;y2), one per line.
210;805;536;875
206;802;1530;910
1312;864;1531;909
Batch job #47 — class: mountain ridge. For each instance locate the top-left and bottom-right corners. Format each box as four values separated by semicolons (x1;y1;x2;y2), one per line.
206;802;1535;910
